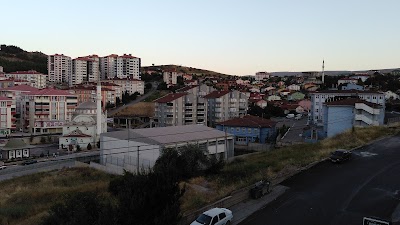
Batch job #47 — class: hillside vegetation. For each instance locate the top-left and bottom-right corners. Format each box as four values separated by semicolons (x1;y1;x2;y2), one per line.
142;64;232;78
0;45;47;74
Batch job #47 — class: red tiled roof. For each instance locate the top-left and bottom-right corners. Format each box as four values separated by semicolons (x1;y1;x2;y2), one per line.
28;88;75;96
217;115;277;128
324;98;381;108
69;85;114;91
177;85;198;92
203;91;230;99
106;77;142;82
1;85;38;92
9;70;43;75
0;96;12;101
310;90;382;94
75;57;93;61
121;54;137;59
154;93;187;103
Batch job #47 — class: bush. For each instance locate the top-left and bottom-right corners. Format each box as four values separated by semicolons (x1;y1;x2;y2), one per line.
76;145;81;152
40;137;46;144
87;143;92;150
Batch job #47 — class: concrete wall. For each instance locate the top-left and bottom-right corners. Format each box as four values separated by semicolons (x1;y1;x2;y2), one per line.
324;105;354;138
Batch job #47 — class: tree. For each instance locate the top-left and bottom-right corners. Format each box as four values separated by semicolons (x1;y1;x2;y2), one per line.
157;82;168;90
97;141;100;148
87;143;92;150
40;136;46;144
108;171;184;225
40;192;117;225
47;136;52;143
145;83;152;90
76;145;81;152
116;97;121;106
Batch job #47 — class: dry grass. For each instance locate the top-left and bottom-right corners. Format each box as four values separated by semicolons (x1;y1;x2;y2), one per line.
0;167;115;225
181;125;399;213
111;102;155;117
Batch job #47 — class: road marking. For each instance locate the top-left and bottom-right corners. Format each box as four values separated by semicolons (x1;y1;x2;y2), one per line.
358;152;378;157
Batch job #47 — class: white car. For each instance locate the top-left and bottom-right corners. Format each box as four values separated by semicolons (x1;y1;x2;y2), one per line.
0;166;7;170
191;208;233;225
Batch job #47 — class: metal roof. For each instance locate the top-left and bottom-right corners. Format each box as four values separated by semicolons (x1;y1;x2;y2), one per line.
102;125;232;146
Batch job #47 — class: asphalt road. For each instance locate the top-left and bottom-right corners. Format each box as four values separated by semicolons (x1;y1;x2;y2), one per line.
273;117;308;144
239;134;400;225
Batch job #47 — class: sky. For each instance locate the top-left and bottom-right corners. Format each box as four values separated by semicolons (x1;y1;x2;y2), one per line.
1;0;399;75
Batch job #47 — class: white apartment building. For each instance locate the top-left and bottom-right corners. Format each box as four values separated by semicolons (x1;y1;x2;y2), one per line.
6;70;47;89
154;84;215;127
163;70;180;86
204;90;249;127
100;54;140;79
48;54;72;84
71;56;100;86
0;85;39;131
310;90;385;126
0;96;16;136
21;88;78;134
103;77;144;95
255;72;271;81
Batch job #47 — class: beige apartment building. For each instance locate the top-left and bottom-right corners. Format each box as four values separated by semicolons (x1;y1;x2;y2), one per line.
6;70;47;89
0;96;16;136
48;54;72;84
71;56;100;86
21;88;78;134
100;54;140;79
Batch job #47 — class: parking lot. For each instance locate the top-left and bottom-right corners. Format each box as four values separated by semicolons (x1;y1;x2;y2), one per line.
272;116;309;144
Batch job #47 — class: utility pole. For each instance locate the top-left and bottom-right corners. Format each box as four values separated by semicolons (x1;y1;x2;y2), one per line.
137;146;140;172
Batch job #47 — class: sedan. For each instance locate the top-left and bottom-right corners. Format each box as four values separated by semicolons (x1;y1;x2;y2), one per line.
191;208;233;225
330;150;352;163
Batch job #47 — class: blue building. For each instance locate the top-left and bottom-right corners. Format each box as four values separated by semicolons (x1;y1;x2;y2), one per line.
323;98;385;138
341;83;364;91
215;115;276;144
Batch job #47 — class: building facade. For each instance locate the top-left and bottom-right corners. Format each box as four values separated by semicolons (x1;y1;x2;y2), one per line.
6;70;47;89
21;88;78;134
255;72;271;81
102;77;144;95
69;84;116;110
216;115;276;144
204;90;249;127
0;96;16;136
310;90;385;125
163;70;179;87
59;101;107;151
48;54;72;83
100;54;140;79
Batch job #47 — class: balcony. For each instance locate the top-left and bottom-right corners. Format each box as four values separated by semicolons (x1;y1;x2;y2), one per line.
355;114;379;126
354;103;381;115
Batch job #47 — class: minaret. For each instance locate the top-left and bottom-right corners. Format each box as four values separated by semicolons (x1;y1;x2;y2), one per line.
96;78;102;140
322;59;325;84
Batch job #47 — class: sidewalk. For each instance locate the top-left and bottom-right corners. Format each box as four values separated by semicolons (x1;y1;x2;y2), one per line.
231;185;289;225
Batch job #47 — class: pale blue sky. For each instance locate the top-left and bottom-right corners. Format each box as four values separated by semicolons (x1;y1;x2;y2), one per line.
2;0;399;75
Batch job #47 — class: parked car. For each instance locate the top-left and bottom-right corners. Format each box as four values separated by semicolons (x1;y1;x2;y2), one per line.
0;166;7;170
191;208;233;225
330;150;352;163
21;159;38;165
286;113;295;119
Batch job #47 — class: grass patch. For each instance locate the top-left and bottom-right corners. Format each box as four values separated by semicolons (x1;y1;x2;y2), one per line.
0;167;115;225
181;125;399;213
142;90;169;102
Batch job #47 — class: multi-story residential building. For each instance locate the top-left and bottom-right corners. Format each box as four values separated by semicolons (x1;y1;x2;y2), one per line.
69;84;116;110
5;70;47;89
310;90;385;125
163;69;179;87
323;98;385;138
338;77;358;85
255;72;271;81
100;54;140;79
21;88;78;134
0;85;39;131
0;78;14;88
153;84;215;127
103;77;144;95
70;56;100;86
48;54;72;83
204;90;249;127
0;96;16;136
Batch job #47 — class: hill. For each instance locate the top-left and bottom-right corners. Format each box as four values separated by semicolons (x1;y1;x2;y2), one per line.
142;64;233;78
0;45;47;74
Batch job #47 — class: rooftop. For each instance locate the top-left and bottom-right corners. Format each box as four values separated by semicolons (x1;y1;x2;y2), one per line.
28;88;75;96
102;125;232;145
203;90;230;99
154;93;187;103
8;70;43;75
324;98;382;108
1;85;39;92
217;115;277;128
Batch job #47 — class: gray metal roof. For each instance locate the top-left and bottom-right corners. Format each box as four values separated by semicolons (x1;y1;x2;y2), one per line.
102;125;232;145
1;138;32;150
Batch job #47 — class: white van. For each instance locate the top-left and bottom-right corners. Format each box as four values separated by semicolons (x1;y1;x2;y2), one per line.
286;114;295;119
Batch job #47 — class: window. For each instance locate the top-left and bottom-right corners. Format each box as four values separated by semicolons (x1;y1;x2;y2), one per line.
210;216;219;225
236;127;240;132
242;128;246;132
248;128;252;133
218;212;226;220
218;140;225;145
0;102;6;107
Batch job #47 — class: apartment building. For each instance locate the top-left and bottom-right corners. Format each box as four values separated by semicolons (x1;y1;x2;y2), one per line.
69;84;116;110
163;69;180;87
6;70;47;89
0;85;39;131
310;90;385;125
0;96;16;136
103;77;144;95
48;54;72;83
255;72;271;81
154;84;216;127
323;98;385;138
204;90;249;127
70;56;100;86
21;88;78;134
100;54;140;79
